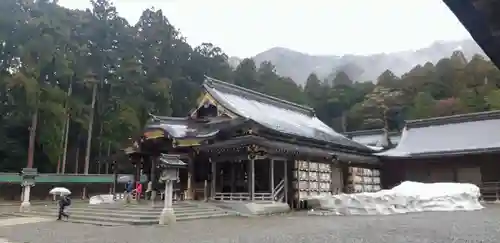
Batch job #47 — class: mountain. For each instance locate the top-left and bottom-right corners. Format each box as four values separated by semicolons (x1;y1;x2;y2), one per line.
229;39;485;85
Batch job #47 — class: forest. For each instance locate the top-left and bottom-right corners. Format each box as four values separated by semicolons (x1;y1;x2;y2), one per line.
1;0;500;173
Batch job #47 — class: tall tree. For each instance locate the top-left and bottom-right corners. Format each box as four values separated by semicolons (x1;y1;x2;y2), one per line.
234;58;259;90
377;70;399;87
409;92;435;119
332;71;353;87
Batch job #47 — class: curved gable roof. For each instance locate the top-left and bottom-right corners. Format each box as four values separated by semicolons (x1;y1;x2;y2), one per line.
378;110;500;157
203;76;372;152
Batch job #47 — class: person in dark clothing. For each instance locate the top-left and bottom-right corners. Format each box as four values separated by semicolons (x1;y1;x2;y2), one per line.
57;195;70;220
125;180;134;203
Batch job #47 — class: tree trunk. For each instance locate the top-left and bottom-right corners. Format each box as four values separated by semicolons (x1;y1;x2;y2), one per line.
75;143;80;174
84;83;98;175
97;127;103;174
97;65;105;175
105;142;111;174
61;78;73;174
83;83;97;199
26;108;38;169
56;134;63;173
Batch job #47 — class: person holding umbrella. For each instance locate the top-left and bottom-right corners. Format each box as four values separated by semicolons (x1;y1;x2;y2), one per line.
49;187;72;221
57;195;71;220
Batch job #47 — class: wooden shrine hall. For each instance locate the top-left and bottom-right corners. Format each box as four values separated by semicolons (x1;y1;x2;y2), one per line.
131;76;379;208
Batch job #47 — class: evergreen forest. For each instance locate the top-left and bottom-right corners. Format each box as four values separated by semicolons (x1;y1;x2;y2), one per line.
1;0;500;173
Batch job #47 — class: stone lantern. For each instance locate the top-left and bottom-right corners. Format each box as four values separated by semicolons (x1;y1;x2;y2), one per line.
158;154;186;225
19;168;38;212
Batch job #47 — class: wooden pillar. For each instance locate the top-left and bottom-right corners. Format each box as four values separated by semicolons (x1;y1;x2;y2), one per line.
330;162;335;195
307;160;311;196
219;163;224;193
249;159;255;200
150;157;156;202
270;159;275;194
112;162;118;200
211;161;216;199
186;157;194;200
230;162;236;193
284;160;288;204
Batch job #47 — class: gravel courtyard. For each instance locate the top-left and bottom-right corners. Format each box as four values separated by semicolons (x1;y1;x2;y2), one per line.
1;207;500;243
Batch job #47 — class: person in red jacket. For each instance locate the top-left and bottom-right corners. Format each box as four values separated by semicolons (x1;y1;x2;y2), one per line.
136;182;143;201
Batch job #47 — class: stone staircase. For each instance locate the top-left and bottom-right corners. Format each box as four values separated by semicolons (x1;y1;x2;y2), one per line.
10;201;238;226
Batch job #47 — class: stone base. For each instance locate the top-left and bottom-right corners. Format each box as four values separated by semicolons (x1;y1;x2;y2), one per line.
19;201;31;212
159;208;176;225
245;201;291;215
210;201;290;216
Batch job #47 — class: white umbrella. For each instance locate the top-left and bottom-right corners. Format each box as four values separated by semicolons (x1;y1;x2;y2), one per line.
49;187;71;196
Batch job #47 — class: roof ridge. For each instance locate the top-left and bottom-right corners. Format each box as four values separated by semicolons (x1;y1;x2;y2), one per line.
149;114;189;122
344;129;385;137
406;110;500;129
203;76;315;116
344;129;401;137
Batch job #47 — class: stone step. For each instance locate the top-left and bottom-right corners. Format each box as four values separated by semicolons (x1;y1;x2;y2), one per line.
33;205;214;215
68;211;232;225
94;204;201;210
24;207;224;220
34;208;162;215
15;210;232;225
176;211;232;219
14;202;235;226
178;212;232;221
64;218;128;227
19;211;158;220
14;212;156;225
32;204;200;213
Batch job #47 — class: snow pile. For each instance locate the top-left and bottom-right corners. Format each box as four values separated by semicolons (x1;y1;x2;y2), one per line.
89;194;118;205
309;181;483;215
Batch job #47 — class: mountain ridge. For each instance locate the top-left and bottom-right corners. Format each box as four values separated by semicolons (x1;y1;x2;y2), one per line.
229;39;485;85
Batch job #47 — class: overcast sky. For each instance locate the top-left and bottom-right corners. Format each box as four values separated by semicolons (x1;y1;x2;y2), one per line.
58;0;472;58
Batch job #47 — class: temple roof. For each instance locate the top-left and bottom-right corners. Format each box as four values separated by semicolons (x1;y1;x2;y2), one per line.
203;77;371;152
146;115;246;139
443;0;500;68
145;77;372;152
378;110;500;158
344;129;401;147
197;135;380;165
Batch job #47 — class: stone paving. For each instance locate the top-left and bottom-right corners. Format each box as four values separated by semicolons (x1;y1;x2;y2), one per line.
1;207;500;243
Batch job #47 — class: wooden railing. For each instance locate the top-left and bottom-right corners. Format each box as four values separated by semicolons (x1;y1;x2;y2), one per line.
214;192;249;201
273;179;285;202
254;193;274;201
214;192;273;201
480;182;500;202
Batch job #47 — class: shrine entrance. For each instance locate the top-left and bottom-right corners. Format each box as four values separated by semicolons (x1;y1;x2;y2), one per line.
211;159;287;202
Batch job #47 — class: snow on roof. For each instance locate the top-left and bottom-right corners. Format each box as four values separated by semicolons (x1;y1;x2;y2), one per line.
377;110;500;158
366;145;385;151
203;76;372;152
345;129;401;147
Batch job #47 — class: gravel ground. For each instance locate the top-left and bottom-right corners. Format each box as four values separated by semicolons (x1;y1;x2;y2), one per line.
1;207;500;243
